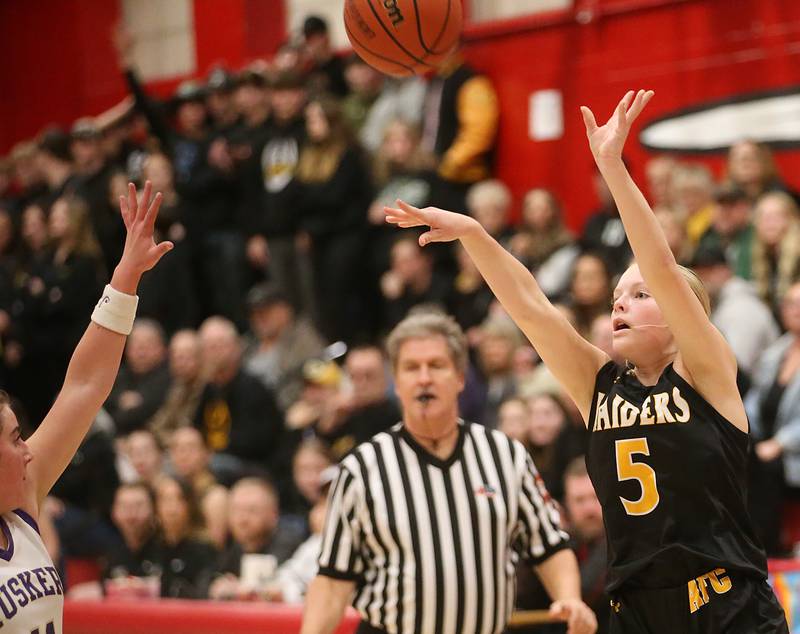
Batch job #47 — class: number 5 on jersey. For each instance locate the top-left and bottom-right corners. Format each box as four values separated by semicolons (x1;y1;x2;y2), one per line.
615;438;660;515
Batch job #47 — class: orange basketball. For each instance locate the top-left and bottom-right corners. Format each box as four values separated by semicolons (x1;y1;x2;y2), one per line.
343;0;463;77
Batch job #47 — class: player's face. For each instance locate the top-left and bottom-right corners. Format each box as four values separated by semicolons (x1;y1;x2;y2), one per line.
611;265;674;360
0;407;33;513
393;336;465;426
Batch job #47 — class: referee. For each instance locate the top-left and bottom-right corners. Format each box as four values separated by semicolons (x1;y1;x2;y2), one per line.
301;312;596;634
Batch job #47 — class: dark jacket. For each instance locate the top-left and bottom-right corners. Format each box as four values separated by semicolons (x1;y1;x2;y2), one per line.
216;522;306;577
297;146;372;238
243;117;308;238
194;369;285;469
106;362;172;436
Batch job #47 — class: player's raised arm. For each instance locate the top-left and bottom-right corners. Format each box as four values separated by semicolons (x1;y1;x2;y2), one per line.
26;181;173;512
581;91;744;429
384;202;608;423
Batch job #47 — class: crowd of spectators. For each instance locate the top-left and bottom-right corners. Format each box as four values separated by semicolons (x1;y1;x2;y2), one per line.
2;12;800;626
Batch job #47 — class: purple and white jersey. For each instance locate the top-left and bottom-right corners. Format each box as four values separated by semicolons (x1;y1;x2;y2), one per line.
0;510;63;634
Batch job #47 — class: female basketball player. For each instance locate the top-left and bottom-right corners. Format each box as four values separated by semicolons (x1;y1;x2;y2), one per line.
385;90;788;633
0;181;172;633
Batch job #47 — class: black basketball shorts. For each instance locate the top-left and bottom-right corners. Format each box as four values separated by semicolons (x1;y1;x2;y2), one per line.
608;568;788;634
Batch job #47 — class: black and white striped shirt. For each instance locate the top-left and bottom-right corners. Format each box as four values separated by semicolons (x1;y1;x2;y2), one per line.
318;421;569;634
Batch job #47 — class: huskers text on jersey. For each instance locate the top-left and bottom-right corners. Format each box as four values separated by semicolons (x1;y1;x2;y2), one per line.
0;566;63;625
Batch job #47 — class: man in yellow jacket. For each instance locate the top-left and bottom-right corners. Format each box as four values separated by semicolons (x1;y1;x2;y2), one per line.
422;49;500;213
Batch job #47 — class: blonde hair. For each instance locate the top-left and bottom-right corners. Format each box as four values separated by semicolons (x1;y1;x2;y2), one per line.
52;196;102;260
751;191;800;306
296;96;350;184
677;265;711;316
372;119;434;186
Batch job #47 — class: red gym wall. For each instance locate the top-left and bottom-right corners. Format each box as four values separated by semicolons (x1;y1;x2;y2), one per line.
462;0;800;227
1;0;799;230
0;0;285;151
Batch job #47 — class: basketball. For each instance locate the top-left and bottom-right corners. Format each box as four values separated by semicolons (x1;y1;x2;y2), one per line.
343;0;463;77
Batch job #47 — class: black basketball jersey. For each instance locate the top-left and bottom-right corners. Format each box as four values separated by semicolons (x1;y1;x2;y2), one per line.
586;361;767;592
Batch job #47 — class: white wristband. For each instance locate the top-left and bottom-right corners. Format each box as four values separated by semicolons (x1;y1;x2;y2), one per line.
91;285;139;335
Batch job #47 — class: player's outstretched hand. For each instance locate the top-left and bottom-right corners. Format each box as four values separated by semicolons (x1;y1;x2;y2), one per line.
549;598;598;634
581;89;654;164
384;200;481;247
118;180;173;276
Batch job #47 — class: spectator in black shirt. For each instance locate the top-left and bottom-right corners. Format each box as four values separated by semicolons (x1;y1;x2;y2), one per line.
241;283;326;411
563;459;609;634
243;70;310;314
18;196;104;422
168;426;230;549
296;96;372;342
301;15;349;98
8;141;47;216
280;438;334;521
5;203;50;416
94;96;142;174
154;475;218;599
316;345;400;459
48;410;121;561
148;329;207;446
581;167;632;276
228;68;272;166
68;482;160;599
209;477;305;600
115;28;246;328
70;118;124;275
380;235;451;330
194;316;285;484
205;67;240;135
34;128;77;210
135;152;198;334
527;392;584;503
475;317;521;428
447;243;494;336
106;318;171;435
365;119;436;334
103;482;160;593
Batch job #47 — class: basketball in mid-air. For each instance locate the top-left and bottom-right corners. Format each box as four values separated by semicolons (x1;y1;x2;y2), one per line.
343;0;463;77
